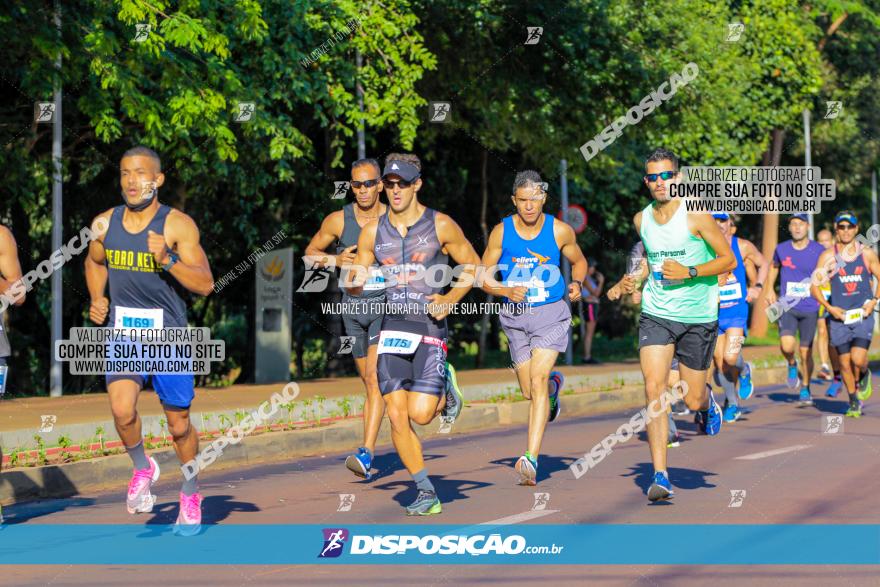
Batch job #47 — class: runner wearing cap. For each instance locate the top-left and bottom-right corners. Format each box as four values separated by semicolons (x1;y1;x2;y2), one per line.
618;148;735;501
480;170;587;486
764;213;825;405
345;152;480;515
815;228;843;396
811;211;879;417
709;212;767;421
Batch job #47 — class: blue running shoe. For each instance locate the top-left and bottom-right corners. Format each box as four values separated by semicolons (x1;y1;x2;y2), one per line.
786;363;800;389
548;371;564;422
738;361;754;400
798;388;812;406
701;390;723;435
722;404;740;422
647;471;675;501
345;447;372;480
826;377;842;398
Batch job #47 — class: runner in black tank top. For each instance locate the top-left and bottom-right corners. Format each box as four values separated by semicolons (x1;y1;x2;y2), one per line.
85;147;213;535
0;224;24;527
304;158;388;480
346;153;481;516
812;210;880;418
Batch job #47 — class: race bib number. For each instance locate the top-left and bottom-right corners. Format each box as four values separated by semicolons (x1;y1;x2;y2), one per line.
786;281;810;298
719;282;743;302
651;263;683;287
114;307;164;331
378;330;422;355
363;267;386;291
507;277;549;303
844;308;864;325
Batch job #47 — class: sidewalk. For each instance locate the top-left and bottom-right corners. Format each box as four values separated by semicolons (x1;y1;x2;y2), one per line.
0;345;785;454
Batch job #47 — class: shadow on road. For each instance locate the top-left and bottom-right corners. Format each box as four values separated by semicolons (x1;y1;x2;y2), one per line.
366;452;442;483
375;475;492;507
622;462;718;495
489;455;577;483
144;494;258;525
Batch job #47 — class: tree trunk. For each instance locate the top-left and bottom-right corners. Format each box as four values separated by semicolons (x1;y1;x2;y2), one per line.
749;128;785;337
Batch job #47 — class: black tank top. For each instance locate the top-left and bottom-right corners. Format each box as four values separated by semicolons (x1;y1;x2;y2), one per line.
374;207;448;335
103;205;188;328
0;310;10;357
830;244;873;310
337;203;385;299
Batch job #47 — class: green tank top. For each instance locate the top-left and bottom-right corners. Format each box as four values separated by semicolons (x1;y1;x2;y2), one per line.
639;201;718;323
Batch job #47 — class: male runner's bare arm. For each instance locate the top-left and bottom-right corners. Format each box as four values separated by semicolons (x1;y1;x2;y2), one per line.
557;222;587;302
861;248;880;315
157;211;214;296
0;226;24;305
344;221;378;296
305;211;352;269
764;262;780;305
662;213;735;280
810;249;843;320
85;210;113;324
479;223;526;301
617;213;650;296
427;213;481;320
741;239;769;302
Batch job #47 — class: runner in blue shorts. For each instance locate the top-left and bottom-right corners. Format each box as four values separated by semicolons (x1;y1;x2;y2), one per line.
86;147;214;535
481;170;587;486
710;213;767;421
811;211;880;417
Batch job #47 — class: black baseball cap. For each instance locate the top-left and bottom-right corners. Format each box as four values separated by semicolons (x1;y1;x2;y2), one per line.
382;160;420;182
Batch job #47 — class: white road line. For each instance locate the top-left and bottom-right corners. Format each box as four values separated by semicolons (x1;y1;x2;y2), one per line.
735;444;812;460
477;509;559;526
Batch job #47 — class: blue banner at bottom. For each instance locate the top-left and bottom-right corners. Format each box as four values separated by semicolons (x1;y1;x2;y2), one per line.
0;524;878;565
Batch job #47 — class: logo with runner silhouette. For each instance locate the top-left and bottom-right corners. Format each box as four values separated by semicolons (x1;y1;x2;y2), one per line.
318;528;349;558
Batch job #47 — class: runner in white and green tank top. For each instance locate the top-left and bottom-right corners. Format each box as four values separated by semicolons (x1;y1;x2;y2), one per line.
639;198;718;323
622;148;736;502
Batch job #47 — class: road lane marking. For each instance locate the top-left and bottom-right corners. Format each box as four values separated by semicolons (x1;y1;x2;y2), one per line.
735;444;811;460
478;509;559;526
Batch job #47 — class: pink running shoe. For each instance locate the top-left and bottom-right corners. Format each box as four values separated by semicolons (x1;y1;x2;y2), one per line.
126;457;160;514
173;491;203;536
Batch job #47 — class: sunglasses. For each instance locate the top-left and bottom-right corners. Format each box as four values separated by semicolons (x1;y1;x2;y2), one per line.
836;223;857;230
350;178;380;189
644;171;677;182
383;175;420;189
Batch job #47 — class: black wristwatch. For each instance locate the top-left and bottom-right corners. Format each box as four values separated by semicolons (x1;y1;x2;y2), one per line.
688;266;698;279
755;283;764;289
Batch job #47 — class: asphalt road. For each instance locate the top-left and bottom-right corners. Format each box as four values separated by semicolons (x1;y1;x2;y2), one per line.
2;379;878;586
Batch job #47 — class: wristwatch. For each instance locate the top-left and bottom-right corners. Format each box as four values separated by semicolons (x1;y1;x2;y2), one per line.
162;251;180;271
755;283;764;289
688;266;698;279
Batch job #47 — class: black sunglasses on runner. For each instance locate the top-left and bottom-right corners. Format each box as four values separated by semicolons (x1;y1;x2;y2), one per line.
644;171;677;182
836;223;857;231
350;178;380;189
383;175;420;189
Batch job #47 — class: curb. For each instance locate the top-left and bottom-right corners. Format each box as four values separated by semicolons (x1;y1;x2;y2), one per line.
0;363;795;506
